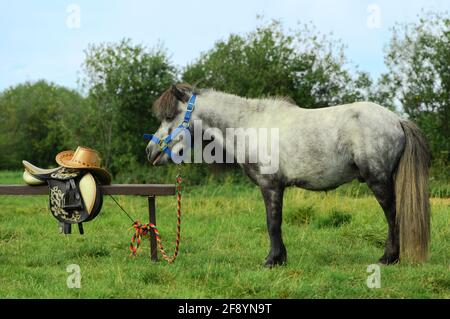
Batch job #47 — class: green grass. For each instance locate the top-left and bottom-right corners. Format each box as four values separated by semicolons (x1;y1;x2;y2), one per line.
0;170;449;298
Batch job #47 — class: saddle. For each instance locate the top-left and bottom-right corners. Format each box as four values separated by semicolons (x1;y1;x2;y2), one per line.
22;147;111;234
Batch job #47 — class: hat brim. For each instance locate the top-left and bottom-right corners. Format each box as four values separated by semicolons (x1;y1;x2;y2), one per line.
55;150;112;185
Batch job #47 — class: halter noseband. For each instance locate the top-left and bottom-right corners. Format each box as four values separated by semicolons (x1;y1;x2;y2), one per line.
144;93;197;159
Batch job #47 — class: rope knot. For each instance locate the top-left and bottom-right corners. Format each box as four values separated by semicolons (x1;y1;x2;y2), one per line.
128;175;183;263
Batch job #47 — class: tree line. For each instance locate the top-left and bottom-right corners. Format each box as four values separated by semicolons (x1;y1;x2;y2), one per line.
0;13;448;182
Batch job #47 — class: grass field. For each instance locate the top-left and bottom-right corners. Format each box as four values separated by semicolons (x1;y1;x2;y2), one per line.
0;170;449;298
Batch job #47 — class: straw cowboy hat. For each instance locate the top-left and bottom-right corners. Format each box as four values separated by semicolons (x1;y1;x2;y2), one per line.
55;146;111;185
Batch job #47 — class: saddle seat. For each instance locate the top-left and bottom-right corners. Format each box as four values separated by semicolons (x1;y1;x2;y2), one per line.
22;160;103;234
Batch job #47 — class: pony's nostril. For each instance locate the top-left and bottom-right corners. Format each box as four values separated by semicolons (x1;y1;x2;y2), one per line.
146;145;157;162
146;144;154;156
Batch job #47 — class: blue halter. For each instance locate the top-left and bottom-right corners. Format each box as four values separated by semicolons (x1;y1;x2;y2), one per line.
144;93;197;159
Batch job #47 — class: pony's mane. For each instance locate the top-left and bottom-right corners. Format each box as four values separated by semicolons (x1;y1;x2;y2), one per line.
204;88;297;107
153;83;297;120
152;83;195;120
266;96;297;106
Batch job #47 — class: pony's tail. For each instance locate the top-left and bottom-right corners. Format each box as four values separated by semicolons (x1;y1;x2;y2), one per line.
394;120;431;263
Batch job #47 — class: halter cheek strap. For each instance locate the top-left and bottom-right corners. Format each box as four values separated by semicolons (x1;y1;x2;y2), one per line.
144;93;197;159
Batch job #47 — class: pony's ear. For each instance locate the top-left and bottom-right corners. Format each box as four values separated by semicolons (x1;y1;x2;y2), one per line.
171;85;189;103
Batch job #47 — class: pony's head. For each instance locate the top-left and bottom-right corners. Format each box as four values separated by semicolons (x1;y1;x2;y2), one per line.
146;83;197;165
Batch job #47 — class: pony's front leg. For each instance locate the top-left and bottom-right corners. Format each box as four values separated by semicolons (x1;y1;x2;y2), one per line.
261;185;286;267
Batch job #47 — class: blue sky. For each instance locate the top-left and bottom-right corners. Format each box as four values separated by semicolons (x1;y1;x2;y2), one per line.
0;0;448;91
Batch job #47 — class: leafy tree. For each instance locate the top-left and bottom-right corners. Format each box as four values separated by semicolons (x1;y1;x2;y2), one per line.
381;12;450;164
0;80;85;169
81;39;177;173
183;20;370;108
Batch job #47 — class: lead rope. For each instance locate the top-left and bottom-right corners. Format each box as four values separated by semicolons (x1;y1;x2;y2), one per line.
128;174;182;263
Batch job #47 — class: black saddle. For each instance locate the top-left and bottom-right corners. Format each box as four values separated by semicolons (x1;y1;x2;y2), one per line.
22;161;103;234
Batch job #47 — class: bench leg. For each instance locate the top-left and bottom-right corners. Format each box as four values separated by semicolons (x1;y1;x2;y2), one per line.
148;196;158;262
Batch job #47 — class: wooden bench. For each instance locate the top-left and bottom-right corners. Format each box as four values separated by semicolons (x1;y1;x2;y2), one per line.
0;184;176;262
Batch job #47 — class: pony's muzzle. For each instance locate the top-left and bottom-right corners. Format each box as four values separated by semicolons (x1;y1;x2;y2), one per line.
146;143;160;164
152;151;164;166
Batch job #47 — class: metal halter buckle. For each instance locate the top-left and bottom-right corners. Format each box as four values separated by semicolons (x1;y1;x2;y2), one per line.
158;139;168;151
181;121;190;128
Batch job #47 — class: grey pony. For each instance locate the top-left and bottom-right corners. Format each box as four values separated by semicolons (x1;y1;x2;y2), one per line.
146;84;430;267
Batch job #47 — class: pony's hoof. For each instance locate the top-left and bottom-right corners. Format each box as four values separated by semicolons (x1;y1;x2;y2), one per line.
378;255;399;265
264;255;287;268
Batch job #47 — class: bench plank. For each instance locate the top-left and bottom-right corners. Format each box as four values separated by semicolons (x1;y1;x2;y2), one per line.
102;184;176;196
0;184;176;196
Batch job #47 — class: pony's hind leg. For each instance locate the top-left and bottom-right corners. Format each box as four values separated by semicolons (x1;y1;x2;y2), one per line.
261;184;287;267
366;181;400;264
